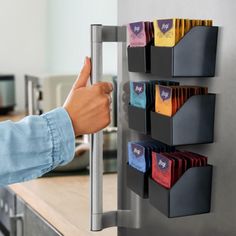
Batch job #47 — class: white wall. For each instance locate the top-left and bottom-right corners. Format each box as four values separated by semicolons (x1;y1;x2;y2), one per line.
47;0;117;75
0;0;48;110
0;0;117;111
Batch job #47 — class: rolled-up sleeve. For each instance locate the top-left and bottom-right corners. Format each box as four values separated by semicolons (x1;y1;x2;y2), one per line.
0;107;75;186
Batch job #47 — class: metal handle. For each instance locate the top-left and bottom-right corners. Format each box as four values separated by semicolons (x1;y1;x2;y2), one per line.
10;214;24;236
90;24;103;231
27;79;34;115
90;24;127;231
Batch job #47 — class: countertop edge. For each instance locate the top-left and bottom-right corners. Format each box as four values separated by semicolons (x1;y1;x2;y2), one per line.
9;183;88;236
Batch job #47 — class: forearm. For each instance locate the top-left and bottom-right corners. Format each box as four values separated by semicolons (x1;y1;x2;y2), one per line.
0;108;75;186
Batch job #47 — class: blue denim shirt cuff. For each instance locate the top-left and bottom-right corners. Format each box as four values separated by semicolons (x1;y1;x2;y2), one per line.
41;107;75;169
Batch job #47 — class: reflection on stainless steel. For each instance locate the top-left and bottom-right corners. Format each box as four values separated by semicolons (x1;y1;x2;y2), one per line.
54;127;118;173
103;127;117;173
103;127;118;151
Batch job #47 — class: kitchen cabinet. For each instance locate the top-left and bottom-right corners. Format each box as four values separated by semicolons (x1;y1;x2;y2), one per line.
16;196;62;236
0;187;16;236
0;187;61;236
7;174;117;236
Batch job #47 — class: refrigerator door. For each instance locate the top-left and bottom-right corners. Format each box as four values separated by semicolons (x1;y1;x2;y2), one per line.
118;0;236;236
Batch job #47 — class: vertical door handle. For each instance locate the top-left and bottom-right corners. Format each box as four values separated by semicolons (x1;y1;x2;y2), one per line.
90;24;127;231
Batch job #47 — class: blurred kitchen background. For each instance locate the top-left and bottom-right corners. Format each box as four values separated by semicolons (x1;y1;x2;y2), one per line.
0;0;118;174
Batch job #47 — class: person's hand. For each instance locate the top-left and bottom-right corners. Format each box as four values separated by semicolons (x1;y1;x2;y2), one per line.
63;57;113;137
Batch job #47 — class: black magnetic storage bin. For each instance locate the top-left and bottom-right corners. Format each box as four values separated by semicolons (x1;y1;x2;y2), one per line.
151;94;216;146
149;165;213;218
151;26;218;77
126;163;149;198
127;43;151;73
128;104;150;134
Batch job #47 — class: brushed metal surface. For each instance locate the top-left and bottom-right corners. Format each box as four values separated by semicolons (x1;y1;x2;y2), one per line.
118;0;236;235
90;24;104;231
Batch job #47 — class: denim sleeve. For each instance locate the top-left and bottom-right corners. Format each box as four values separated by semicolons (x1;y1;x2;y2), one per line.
0;107;75;186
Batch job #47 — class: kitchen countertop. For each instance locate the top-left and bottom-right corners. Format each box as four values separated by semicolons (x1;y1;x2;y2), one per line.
0;111;25;122
1;113;117;235
9;174;117;236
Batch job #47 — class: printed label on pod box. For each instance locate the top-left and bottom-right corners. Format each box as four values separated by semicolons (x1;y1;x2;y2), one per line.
130;22;144;35
159;86;171;101
130;81;146;109
128;21;147;47
153;19;176;47
157;19;173;34
157;155;169;170
131;143;144;158
152;153;172;188
128;142;146;173
155;85;173;116
133;82;145;95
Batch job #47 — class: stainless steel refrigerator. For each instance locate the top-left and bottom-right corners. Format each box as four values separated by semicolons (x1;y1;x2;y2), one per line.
89;0;236;235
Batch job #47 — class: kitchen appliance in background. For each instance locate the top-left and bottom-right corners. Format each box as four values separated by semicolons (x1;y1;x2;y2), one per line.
54;141;90;172
25;74;77;115
25;74;118;173
25;74;117;120
0;75;15;115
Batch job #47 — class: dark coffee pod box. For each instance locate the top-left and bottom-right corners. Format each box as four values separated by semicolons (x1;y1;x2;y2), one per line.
150;26;218;77
151;94;216;146
149;165;213;218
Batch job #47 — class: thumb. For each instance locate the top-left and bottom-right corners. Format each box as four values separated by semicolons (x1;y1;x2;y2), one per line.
72;57;91;90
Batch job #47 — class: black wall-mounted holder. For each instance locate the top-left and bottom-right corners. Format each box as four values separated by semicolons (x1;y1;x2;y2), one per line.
127;42;152;73
128;104;150;134
150;26;218;77
151;94;216;146
149;165;213;218
127;24;217;218
126;163;149;198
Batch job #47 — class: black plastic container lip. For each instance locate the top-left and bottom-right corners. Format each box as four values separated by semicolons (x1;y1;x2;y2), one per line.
157;25;218;49
151;93;216;146
150;26;219;77
127;41;153;73
149;164;213;218
154;92;215;117
126;163;150;199
128;103;151;135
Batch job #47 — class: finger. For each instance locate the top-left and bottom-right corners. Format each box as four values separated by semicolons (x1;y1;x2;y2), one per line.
105;94;112;104
108;94;112;104
94;82;113;94
72;57;91;90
